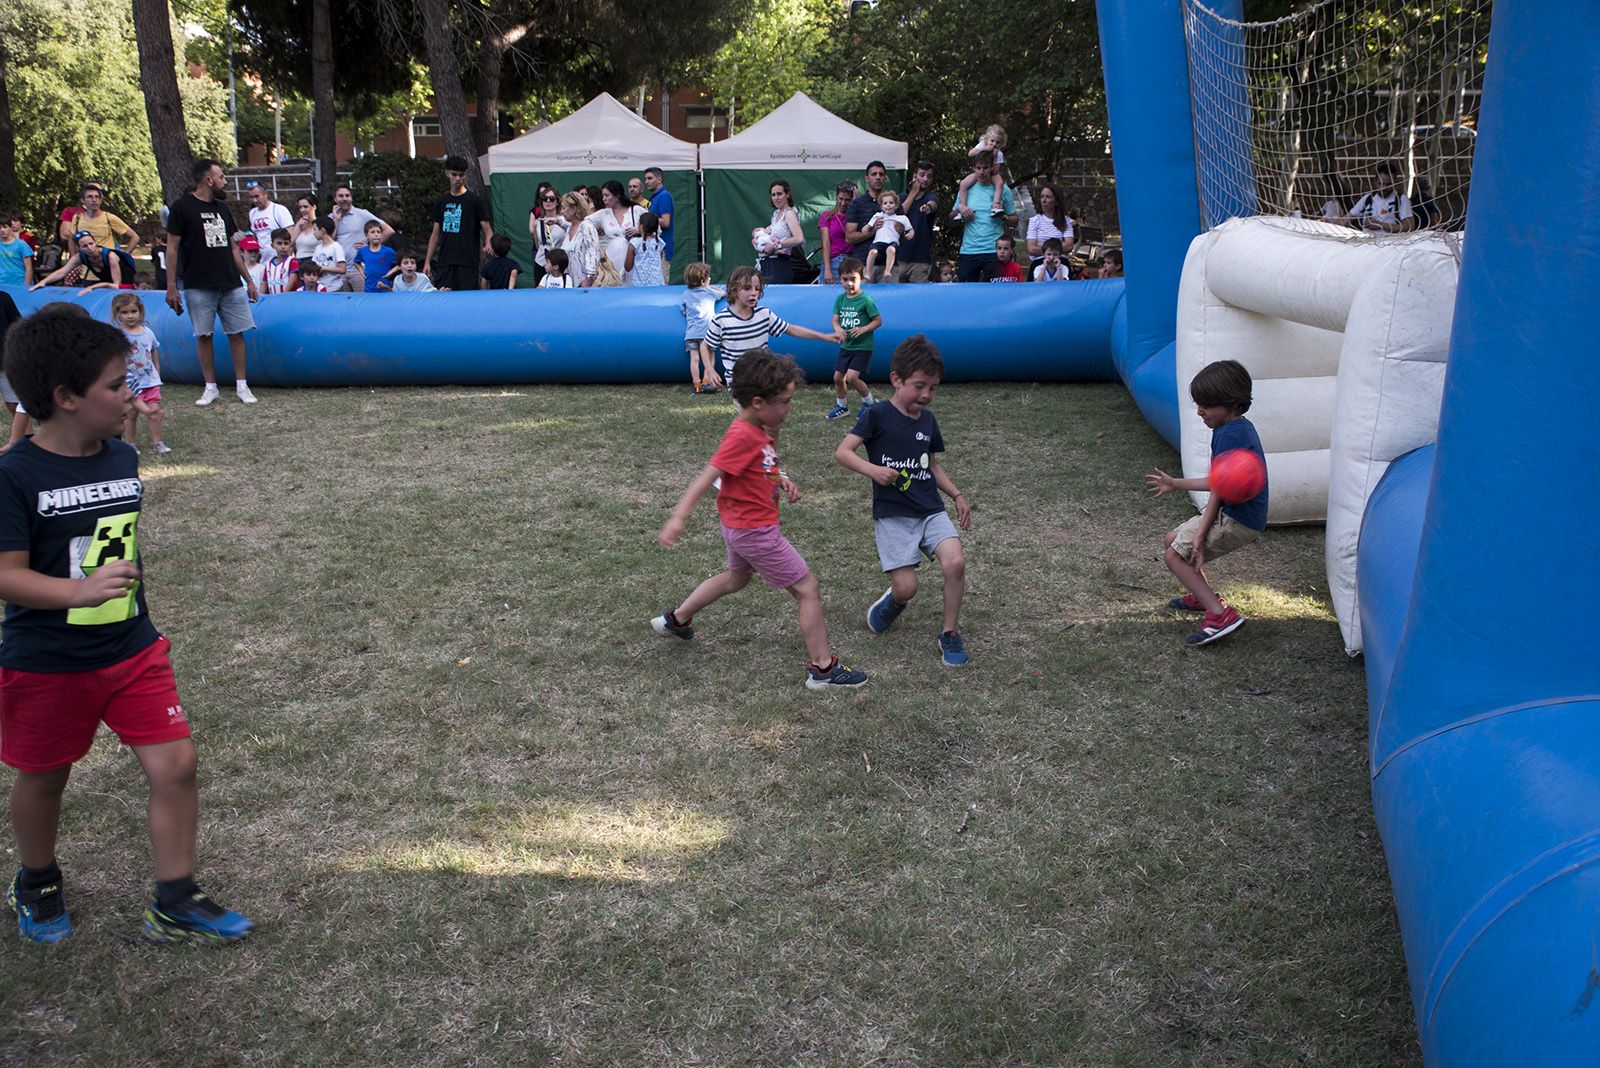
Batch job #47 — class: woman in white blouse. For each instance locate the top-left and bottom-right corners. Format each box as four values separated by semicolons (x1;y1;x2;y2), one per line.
1026;183;1075;262
586;181;643;283
558;191;602;287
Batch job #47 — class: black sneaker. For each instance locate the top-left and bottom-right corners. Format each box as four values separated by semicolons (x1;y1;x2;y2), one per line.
805;658;868;690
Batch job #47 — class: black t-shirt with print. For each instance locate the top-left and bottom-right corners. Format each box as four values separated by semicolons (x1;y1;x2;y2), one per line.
0;438;159;671
431;190;490;268
166;194;242;290
849;402;947;519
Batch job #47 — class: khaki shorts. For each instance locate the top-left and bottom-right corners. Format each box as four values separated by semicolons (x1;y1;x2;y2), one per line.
894;262;933;284
1170;512;1261;564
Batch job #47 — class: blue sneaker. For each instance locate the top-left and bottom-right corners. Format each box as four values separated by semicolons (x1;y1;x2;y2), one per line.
7;872;73;944
651;612;694;640
824;402;849;420
866;588;905;633
805;658;869;690
142;889;253;944
939;630;969;667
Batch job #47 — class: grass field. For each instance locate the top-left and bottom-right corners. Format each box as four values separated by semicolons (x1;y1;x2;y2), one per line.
1;381;1419;1066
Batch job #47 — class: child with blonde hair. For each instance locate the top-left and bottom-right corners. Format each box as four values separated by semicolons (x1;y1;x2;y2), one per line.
679;262;725;393
862;191;912;283
953;124;1009;220
111;294;168;455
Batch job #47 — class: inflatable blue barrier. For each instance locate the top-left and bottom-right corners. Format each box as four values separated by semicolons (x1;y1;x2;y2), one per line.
1097;0;1600;1061
0;282;1121;388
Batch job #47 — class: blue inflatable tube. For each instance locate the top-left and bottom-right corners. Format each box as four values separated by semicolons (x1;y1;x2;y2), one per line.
1358;2;1600;1062
0;282;1121;388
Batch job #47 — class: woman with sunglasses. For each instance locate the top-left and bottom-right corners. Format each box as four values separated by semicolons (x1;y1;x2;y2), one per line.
31;231;137;293
527;182;567;288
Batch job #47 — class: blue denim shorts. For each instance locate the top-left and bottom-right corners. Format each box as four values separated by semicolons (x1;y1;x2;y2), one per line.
183;286;255;337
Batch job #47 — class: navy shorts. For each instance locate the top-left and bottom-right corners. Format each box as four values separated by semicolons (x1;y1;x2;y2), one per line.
834;348;872;376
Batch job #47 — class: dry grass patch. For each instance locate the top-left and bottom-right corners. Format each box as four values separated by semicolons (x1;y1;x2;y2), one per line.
0;382;1417;1066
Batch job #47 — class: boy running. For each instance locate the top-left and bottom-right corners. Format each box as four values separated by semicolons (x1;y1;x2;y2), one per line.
835;334;972;666
825;257;880;421
700;266;838;393
0;308;251;943
1145;359;1269;646
654;349;868;691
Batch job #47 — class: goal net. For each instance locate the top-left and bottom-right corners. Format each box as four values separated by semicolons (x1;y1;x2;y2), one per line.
1181;0;1492;238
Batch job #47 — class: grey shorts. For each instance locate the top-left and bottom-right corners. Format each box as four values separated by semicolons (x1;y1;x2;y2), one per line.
184;287;255;337
0;372;17;407
875;511;960;572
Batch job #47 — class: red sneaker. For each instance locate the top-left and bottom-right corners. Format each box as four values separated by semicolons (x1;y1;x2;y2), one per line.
1167;593;1206;612
1187;606;1244;646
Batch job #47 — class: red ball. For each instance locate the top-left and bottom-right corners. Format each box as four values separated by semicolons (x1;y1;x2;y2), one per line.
1209;448;1266;505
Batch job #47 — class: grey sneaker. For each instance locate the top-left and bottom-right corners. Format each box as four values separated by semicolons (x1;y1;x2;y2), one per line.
153;441;172;455
866;588;905;633
806;658;868;690
195;384;220;407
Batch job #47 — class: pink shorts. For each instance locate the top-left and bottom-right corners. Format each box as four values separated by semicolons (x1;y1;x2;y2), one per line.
0;636;189;772
722;524;810;590
137;386;162;406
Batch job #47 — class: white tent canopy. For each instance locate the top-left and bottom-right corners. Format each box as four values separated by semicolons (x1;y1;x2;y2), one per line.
697;92;908;171
482;93;696;179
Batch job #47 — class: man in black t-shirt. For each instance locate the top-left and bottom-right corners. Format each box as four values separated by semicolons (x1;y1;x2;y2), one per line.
423;156;494;293
843;161;891;277
165;158;260;406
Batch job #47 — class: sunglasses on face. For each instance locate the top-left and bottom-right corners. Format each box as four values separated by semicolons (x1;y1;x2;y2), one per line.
72;231;92;241
541;195;558;202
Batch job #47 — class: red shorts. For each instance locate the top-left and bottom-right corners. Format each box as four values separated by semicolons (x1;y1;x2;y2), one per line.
0;637;189;772
137;386;162;406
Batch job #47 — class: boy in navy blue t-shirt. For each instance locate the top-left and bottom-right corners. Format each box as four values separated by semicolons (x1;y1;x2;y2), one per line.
1146;359;1269;646
0;308;251;944
835;334;973;666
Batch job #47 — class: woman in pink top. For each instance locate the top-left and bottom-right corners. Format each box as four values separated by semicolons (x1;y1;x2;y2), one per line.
816;180;855;285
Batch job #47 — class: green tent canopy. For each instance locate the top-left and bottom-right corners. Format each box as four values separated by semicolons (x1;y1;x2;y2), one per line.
699;93;908;284
484;93;699;285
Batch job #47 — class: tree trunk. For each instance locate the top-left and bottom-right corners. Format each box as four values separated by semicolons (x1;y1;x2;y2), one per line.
129;0;193;203
420;0;484;192
472;30;503;157
311;0;338;200
0;49;17;209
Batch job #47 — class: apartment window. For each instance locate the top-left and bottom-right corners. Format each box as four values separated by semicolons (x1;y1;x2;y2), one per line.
683;106;729;131
412;116;442;138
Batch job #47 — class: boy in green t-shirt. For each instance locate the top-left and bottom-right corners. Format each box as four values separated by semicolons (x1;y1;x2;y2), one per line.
825;258;882;420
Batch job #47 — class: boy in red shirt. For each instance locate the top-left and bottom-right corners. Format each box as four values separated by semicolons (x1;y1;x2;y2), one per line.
989;235;1025;282
653;349;868;691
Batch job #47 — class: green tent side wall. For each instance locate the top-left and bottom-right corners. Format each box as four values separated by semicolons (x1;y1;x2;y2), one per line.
701;168;906;285
489;169;700;286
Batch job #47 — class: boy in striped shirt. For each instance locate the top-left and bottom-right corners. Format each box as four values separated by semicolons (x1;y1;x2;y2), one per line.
699;266;839;393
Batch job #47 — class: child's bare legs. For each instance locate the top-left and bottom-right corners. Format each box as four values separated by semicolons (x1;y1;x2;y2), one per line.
863;248;879;281
133;739;198;881
148;405;165;445
834;369;849;404
934;538;966;632
786;572;833;666
1164;531;1225;615
674;569;752;625
988;177;1006;213
954;171;978;215
689;344;704;388
843;368;870;402
123;410;140;446
11;766;72;869
882;245;898;280
1;404;26;454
